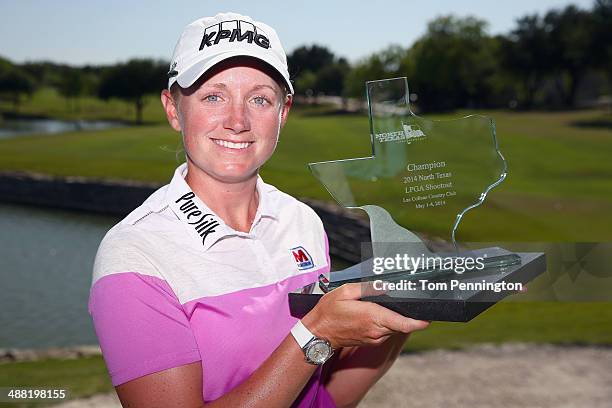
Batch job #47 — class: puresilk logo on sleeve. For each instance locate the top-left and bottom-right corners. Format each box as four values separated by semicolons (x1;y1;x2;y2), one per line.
199;20;271;51
175;192;220;246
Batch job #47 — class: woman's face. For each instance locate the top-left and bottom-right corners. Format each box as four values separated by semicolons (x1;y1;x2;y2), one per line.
163;61;291;184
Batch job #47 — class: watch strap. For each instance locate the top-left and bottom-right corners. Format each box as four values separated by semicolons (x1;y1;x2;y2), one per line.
290;320;314;349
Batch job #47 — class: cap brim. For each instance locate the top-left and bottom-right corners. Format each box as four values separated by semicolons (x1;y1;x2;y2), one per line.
175;49;294;94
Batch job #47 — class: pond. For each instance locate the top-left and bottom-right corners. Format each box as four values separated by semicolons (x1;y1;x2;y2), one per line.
0;203;118;349
0;118;126;139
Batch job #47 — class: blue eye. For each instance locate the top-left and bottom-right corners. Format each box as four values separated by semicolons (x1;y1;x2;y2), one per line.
252;96;268;106
204;94;220;102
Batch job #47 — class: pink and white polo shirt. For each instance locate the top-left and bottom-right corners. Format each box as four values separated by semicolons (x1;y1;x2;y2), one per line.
88;163;334;407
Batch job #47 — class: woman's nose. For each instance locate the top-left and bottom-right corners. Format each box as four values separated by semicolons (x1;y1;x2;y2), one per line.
223;102;250;133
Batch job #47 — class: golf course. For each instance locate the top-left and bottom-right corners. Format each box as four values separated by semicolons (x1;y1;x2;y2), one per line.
1;87;611;405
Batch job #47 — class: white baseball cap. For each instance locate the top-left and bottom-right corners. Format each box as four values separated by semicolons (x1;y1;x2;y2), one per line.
167;12;294;94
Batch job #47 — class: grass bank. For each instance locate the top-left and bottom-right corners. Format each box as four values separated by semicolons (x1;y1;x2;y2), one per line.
0;355;111;407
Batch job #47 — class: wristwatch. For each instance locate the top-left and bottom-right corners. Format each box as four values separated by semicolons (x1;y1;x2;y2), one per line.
290;320;334;365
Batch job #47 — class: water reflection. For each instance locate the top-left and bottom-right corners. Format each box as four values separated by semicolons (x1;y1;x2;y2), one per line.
0;204;118;349
0;118;126;139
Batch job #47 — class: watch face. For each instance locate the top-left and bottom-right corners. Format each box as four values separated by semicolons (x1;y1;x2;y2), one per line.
306;340;332;364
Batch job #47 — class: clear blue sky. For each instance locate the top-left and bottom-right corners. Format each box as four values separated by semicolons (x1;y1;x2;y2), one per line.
0;0;594;66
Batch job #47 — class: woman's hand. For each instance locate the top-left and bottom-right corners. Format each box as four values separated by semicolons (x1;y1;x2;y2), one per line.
302;282;429;349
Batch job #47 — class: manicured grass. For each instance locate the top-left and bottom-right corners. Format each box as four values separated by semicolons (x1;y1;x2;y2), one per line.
406;301;612;351
0;355;112;407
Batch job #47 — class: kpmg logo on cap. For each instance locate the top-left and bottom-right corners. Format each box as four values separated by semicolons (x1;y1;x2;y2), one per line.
199;20;271;51
290;246;314;270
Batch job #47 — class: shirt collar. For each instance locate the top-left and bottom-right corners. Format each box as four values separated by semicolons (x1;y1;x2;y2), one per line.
165;163;278;251
254;172;279;222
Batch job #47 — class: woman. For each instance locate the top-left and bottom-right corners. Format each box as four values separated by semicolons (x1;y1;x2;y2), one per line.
89;12;429;407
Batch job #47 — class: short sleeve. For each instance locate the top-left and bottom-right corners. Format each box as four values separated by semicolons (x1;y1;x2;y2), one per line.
89;230;201;386
292;199;329;269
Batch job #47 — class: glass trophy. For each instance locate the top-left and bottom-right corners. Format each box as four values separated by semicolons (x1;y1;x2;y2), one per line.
289;78;546;322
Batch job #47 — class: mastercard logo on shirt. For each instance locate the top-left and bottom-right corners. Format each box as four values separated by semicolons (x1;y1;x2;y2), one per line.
290;246;314;270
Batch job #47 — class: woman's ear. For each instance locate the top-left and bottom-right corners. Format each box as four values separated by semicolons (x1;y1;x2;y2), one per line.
160;89;182;132
279;94;293;129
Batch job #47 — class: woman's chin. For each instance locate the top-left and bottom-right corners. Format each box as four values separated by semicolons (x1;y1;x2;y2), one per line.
186;159;259;184
212;168;258;184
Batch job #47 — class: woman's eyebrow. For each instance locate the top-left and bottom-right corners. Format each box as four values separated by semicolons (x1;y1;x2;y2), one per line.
202;83;227;90
199;84;276;93
250;84;278;93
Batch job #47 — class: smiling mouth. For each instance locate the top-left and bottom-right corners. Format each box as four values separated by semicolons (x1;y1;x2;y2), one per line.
211;139;253;150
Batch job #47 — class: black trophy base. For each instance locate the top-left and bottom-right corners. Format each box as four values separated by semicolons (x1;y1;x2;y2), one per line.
289;250;546;322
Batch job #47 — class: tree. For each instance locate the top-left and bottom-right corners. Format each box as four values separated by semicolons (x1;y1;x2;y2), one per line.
591;0;612;91
544;5;595;107
287;45;335;78
404;16;498;111
57;69;84;112
343;55;386;99
288;45;350;98
0;56;12;74
498;15;552;108
343;45;405;99
0;67;35;113
294;70;317;96
315;58;350;96
98;59;167;124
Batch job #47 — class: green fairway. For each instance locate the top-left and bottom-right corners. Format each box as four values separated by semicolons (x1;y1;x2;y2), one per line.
1;91;611;242
406;301;612;351
0;355;112;407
